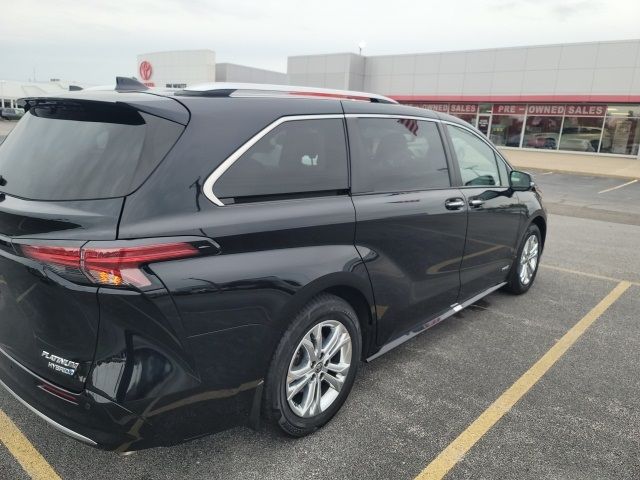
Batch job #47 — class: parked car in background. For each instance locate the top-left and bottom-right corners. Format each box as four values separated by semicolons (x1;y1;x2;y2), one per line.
0;107;25;120
0;80;546;452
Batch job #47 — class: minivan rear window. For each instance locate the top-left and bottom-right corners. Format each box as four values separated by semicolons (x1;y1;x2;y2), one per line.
0;101;184;201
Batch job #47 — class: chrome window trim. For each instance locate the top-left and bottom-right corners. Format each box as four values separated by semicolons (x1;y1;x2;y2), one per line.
442;120;513;188
203;114;346;206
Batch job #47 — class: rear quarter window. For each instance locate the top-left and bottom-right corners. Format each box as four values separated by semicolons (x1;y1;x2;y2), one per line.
0;100;184;201
212;118;348;204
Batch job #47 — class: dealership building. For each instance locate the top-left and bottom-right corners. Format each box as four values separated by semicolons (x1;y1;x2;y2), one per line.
136;50;286;89
287;39;640;159
135;41;640;160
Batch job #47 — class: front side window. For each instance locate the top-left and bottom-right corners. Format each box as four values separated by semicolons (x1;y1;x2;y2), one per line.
213;118;348;203
349;118;450;193
448;124;503;187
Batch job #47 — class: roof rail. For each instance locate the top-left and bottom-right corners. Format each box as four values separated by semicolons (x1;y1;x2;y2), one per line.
176;82;397;104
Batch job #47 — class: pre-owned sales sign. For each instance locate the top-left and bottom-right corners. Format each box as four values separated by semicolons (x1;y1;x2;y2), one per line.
525;104;606;116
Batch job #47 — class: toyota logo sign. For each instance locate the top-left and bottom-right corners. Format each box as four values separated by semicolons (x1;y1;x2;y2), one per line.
139;61;153;81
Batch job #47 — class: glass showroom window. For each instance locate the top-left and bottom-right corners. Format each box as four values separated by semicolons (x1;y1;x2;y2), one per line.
600;116;640;155
600;105;640;155
559;116;606;152
489;115;524;147
450;113;477;127
523;116;562;150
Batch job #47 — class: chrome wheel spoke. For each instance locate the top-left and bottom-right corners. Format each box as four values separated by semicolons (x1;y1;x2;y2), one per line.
299;376;318;416
323;372;344;393
287;373;313;400
326;360;350;375
310;375;323;415
325;332;350;361
300;337;317;364
312;324;323;360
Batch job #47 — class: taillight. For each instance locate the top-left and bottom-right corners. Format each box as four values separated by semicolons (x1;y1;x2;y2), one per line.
22;242;200;288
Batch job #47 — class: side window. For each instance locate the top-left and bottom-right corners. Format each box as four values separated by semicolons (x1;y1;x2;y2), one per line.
213;118;348;203
448;125;503;187
349;118;450;193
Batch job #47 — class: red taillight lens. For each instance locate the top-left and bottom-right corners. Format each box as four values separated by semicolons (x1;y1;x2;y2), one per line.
21;245;82;268
82;243;199;287
22;242;200;288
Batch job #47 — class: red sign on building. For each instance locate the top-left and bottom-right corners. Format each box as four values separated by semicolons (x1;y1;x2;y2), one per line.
492;104;527;115
449;104;478;114
139;61;153;80
417;103;449;113
526;104;566;115
564;104;607;116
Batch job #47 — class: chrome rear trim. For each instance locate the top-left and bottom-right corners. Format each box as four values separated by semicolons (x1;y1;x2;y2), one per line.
0;377;97;446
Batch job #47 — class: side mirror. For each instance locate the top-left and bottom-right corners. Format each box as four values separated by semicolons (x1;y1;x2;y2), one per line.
509;170;534;191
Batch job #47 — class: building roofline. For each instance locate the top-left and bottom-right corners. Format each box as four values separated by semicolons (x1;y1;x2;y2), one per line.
290;38;640;60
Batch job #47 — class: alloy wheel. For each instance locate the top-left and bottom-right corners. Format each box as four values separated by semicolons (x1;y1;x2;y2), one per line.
286;320;352;418
518;234;539;286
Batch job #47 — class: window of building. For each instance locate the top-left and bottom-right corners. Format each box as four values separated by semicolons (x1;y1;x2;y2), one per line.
213;118;348;203
448;125;503;187
490;115;524;147
523;116;562;150
451;114;477;127
559;116;606;153
600;117;640;155
348;118;450;194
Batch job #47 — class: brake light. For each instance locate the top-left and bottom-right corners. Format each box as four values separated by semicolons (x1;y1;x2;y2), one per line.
22;242;200;288
21;245;82;268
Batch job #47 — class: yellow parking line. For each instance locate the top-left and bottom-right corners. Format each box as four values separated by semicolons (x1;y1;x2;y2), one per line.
415;281;631;480
598;179;637;194
0;408;61;480
540;264;640;286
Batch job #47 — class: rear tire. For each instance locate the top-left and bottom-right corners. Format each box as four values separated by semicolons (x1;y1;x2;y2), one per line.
264;294;361;437
504;224;541;294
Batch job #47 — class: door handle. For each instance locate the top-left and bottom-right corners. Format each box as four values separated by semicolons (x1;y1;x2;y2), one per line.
445;198;465;210
469;198;485;208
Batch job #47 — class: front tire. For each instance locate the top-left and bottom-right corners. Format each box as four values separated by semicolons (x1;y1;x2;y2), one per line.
264;294;362;437
504;224;541;294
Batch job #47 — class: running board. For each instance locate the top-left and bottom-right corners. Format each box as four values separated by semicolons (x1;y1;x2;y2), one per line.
366;282;507;362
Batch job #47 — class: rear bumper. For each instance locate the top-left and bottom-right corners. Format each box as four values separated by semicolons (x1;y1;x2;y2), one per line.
0;346;145;451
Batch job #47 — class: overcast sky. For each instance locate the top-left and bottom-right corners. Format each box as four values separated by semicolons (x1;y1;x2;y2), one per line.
2;0;639;84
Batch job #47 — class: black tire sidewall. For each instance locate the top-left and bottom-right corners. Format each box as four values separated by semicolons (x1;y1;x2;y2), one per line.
266;295;361;436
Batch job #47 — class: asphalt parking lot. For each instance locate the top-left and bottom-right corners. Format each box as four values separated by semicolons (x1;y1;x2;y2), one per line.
1;168;639;479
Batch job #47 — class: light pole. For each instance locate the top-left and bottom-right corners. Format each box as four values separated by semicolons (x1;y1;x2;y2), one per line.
358;41;367;56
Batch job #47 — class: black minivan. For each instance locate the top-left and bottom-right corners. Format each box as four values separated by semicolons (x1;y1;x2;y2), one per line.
0;80;546;451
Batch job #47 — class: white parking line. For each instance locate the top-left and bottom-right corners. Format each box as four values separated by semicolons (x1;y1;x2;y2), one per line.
598;179;638;194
